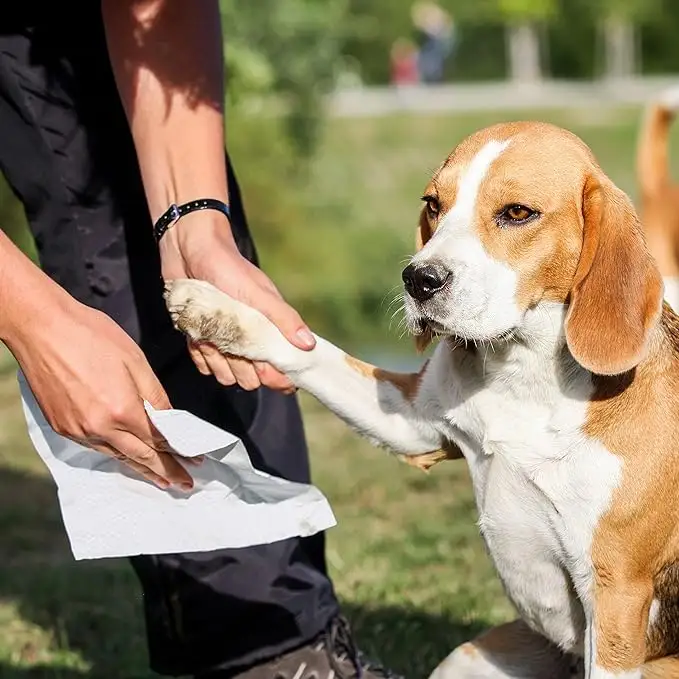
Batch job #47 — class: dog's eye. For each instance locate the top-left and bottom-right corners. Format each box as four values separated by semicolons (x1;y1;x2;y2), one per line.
421;195;440;219
498;204;538;225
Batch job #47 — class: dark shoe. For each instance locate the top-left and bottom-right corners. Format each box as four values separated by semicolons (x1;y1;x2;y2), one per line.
197;615;404;679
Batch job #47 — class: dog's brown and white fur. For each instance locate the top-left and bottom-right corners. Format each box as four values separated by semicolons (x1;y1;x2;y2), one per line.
165;121;679;678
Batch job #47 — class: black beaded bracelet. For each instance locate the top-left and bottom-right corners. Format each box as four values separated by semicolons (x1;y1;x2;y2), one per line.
153;198;231;244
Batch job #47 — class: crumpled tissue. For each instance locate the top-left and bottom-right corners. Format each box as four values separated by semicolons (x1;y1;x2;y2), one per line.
18;371;336;560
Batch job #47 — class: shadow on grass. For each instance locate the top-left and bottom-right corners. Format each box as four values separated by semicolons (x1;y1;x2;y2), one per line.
333;603;486;678
0;466;488;679
0;467;152;678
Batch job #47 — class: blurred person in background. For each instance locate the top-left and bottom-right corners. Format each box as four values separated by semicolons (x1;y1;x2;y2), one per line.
390;38;420;87
411;1;456;84
0;1;401;678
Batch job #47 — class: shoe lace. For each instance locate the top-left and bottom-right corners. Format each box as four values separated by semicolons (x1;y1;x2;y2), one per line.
320;616;402;679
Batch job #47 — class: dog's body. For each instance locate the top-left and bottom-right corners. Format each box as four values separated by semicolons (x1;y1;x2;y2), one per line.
166;121;679;678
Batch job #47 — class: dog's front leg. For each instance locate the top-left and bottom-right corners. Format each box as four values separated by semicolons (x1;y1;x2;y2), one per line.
584;576;653;679
164;280;453;462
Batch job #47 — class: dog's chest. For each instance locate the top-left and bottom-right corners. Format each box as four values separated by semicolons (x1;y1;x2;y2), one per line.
439;348;622;650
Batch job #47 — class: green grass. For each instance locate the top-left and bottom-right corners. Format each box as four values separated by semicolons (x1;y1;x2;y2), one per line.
2;106;679;677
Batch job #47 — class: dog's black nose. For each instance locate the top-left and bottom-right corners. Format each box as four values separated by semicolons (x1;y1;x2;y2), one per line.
401;263;450;302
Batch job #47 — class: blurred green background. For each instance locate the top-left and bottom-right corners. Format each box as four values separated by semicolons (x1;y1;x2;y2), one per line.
2;0;679;677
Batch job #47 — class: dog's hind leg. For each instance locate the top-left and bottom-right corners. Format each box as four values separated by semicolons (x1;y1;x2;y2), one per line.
428;620;582;679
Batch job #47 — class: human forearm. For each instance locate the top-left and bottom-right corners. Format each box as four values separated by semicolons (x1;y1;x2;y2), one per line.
101;0;230;225
0;230;74;349
101;0;314;392
0;232;193;489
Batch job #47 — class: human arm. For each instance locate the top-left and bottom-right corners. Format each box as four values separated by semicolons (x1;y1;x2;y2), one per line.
0;230;194;489
101;0;315;392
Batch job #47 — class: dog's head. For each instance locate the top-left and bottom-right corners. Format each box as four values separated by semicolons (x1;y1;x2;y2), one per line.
405;121;664;376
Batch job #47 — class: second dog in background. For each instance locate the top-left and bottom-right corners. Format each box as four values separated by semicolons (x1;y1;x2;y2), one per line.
638;86;679;309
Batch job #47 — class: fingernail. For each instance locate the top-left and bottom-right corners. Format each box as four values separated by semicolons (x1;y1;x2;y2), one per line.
295;328;315;349
157;479;170;489
180;482;193;492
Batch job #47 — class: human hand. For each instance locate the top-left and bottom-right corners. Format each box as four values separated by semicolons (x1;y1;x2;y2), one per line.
8;295;197;490
158;212;315;392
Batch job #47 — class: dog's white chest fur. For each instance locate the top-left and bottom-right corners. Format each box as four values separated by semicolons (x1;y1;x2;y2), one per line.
428;322;623;653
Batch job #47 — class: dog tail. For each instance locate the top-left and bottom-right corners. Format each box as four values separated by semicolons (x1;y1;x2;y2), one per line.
638;85;679;198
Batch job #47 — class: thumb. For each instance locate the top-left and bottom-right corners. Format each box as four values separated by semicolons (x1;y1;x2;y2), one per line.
131;362;172;411
257;291;316;351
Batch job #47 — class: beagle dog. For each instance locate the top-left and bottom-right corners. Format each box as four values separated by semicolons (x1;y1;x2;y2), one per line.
165;121;679;679
638;85;679;311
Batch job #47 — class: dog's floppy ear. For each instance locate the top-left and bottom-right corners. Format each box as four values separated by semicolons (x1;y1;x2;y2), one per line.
565;174;663;375
414;207;435;353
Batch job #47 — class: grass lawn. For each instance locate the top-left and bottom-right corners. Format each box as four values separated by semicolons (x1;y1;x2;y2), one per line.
1;105;679;677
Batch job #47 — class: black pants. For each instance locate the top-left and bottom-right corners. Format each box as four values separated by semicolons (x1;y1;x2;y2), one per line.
0;4;339;676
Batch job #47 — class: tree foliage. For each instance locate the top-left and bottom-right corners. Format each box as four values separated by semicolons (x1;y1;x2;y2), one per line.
496;0;558;21
590;0;663;22
446;0;557;23
222;0;679;120
221;0;349;158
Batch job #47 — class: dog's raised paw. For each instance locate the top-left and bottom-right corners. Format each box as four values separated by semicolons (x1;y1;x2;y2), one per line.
163;279;245;351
